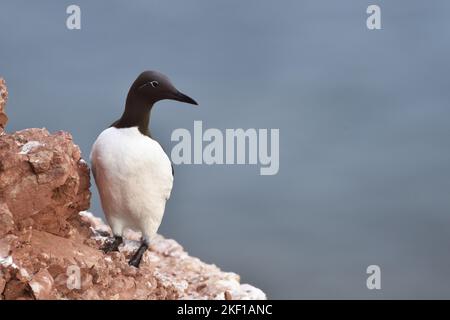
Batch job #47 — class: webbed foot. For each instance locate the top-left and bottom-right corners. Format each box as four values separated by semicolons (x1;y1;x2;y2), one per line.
102;236;123;253
128;241;149;268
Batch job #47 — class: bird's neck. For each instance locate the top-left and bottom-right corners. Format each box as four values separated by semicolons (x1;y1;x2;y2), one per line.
114;92;153;137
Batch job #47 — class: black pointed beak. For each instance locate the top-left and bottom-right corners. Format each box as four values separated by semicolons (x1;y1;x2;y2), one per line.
170;90;198;105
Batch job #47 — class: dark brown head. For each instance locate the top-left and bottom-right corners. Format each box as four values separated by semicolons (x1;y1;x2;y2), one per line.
130;70;198;106
114;71;198;136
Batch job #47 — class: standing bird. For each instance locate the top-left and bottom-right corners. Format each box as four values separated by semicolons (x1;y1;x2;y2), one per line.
90;71;198;267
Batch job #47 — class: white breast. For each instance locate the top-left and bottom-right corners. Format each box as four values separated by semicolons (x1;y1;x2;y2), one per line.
90;127;173;242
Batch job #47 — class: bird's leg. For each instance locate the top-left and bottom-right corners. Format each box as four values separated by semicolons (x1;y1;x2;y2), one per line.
128;240;149;268
101;235;123;253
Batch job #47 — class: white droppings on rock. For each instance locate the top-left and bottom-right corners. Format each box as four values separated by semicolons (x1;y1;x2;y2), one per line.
29;281;43;295
79;211;111;236
147;252;160;263
0;255;18;269
239;284;267;300
29;269;55;299
119;239;140;254
19;268;31;280
19;141;42;154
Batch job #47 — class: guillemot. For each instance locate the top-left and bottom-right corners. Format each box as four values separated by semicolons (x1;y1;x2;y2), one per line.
90;70;198;267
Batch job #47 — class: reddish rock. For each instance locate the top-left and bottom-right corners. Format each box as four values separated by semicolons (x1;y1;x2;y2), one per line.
0;203;14;237
29;268;55;299
0;127;91;239
2;279;33;300
0;78;7;131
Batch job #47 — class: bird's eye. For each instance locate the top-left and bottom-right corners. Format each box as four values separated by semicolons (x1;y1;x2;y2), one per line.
150;81;159;88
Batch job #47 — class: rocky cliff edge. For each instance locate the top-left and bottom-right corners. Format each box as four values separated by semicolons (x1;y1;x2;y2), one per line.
0;78;266;300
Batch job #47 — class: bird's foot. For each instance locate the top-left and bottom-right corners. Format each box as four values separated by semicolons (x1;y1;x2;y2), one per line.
128;241;149;268
101;236;123;253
